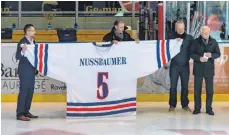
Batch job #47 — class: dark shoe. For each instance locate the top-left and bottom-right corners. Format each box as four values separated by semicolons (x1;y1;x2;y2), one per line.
206;110;214;115
24;113;38;118
182;106;192;112
193;110;201;115
169;106;175;112
17;115;30;121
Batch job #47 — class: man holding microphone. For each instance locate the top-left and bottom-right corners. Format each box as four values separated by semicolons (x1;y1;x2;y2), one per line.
15;24;38;121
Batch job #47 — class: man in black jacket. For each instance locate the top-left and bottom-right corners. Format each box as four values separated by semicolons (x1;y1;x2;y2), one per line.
190;26;221;115
167;20;193;112
16;24;38;121
103;20;139;44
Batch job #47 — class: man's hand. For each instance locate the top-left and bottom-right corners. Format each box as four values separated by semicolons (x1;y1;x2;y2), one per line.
205;52;212;58
135;39;140;44
113;40;118;44
21;43;27;53
38;72;43;76
36;70;43;76
200;57;208;62
163;65;169;69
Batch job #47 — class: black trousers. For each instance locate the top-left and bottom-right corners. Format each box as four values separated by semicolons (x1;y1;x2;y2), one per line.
169;62;190;108
194;75;214;111
16;66;35;117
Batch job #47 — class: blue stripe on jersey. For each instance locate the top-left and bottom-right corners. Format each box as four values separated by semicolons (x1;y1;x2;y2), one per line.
156;40;161;69
34;44;38;69
67;97;136;106
166;40;171;61
44;44;48;76
66;108;136;117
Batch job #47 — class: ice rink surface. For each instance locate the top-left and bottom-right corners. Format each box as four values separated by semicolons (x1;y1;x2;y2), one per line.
1;102;229;135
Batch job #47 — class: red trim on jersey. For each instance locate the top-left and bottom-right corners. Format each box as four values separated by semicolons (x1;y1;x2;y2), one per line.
161;40;166;65
67;102;136;112
39;44;44;73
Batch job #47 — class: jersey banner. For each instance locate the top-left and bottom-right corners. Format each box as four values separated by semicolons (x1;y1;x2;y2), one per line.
1;44;66;94
23;40;182;117
137;41;229;94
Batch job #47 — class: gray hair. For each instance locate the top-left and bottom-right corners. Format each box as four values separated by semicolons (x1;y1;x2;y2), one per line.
200;26;211;33
175;20;185;30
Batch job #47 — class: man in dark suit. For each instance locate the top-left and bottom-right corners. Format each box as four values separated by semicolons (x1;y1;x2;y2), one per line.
190;26;221;115
167;20;193;112
16;24;38;121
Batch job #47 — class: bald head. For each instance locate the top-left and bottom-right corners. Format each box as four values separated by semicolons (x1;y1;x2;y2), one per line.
201;26;211;39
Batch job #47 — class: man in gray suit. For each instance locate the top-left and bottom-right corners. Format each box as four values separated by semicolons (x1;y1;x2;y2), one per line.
16;24;38;121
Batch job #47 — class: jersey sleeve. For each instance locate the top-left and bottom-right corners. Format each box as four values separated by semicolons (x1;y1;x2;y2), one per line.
136;39;182;78
26;44;67;83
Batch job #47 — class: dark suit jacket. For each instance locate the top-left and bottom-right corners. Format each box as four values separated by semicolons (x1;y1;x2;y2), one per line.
16;37;38;76
102;27;134;42
190;36;221;77
166;32;194;66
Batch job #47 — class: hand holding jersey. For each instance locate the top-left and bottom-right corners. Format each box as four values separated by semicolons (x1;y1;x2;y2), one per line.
20;43;28;53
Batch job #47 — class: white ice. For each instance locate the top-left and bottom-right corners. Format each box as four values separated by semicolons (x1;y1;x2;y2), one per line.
1;102;229;135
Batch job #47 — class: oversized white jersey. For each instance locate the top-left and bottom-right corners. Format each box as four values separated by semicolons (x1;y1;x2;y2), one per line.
24;40;182;117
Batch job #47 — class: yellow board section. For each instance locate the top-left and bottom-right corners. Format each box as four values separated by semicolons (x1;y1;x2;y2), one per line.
1;94;229;102
1;30;137;43
1;94;66;102
137;94;229;102
12;30;59;42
